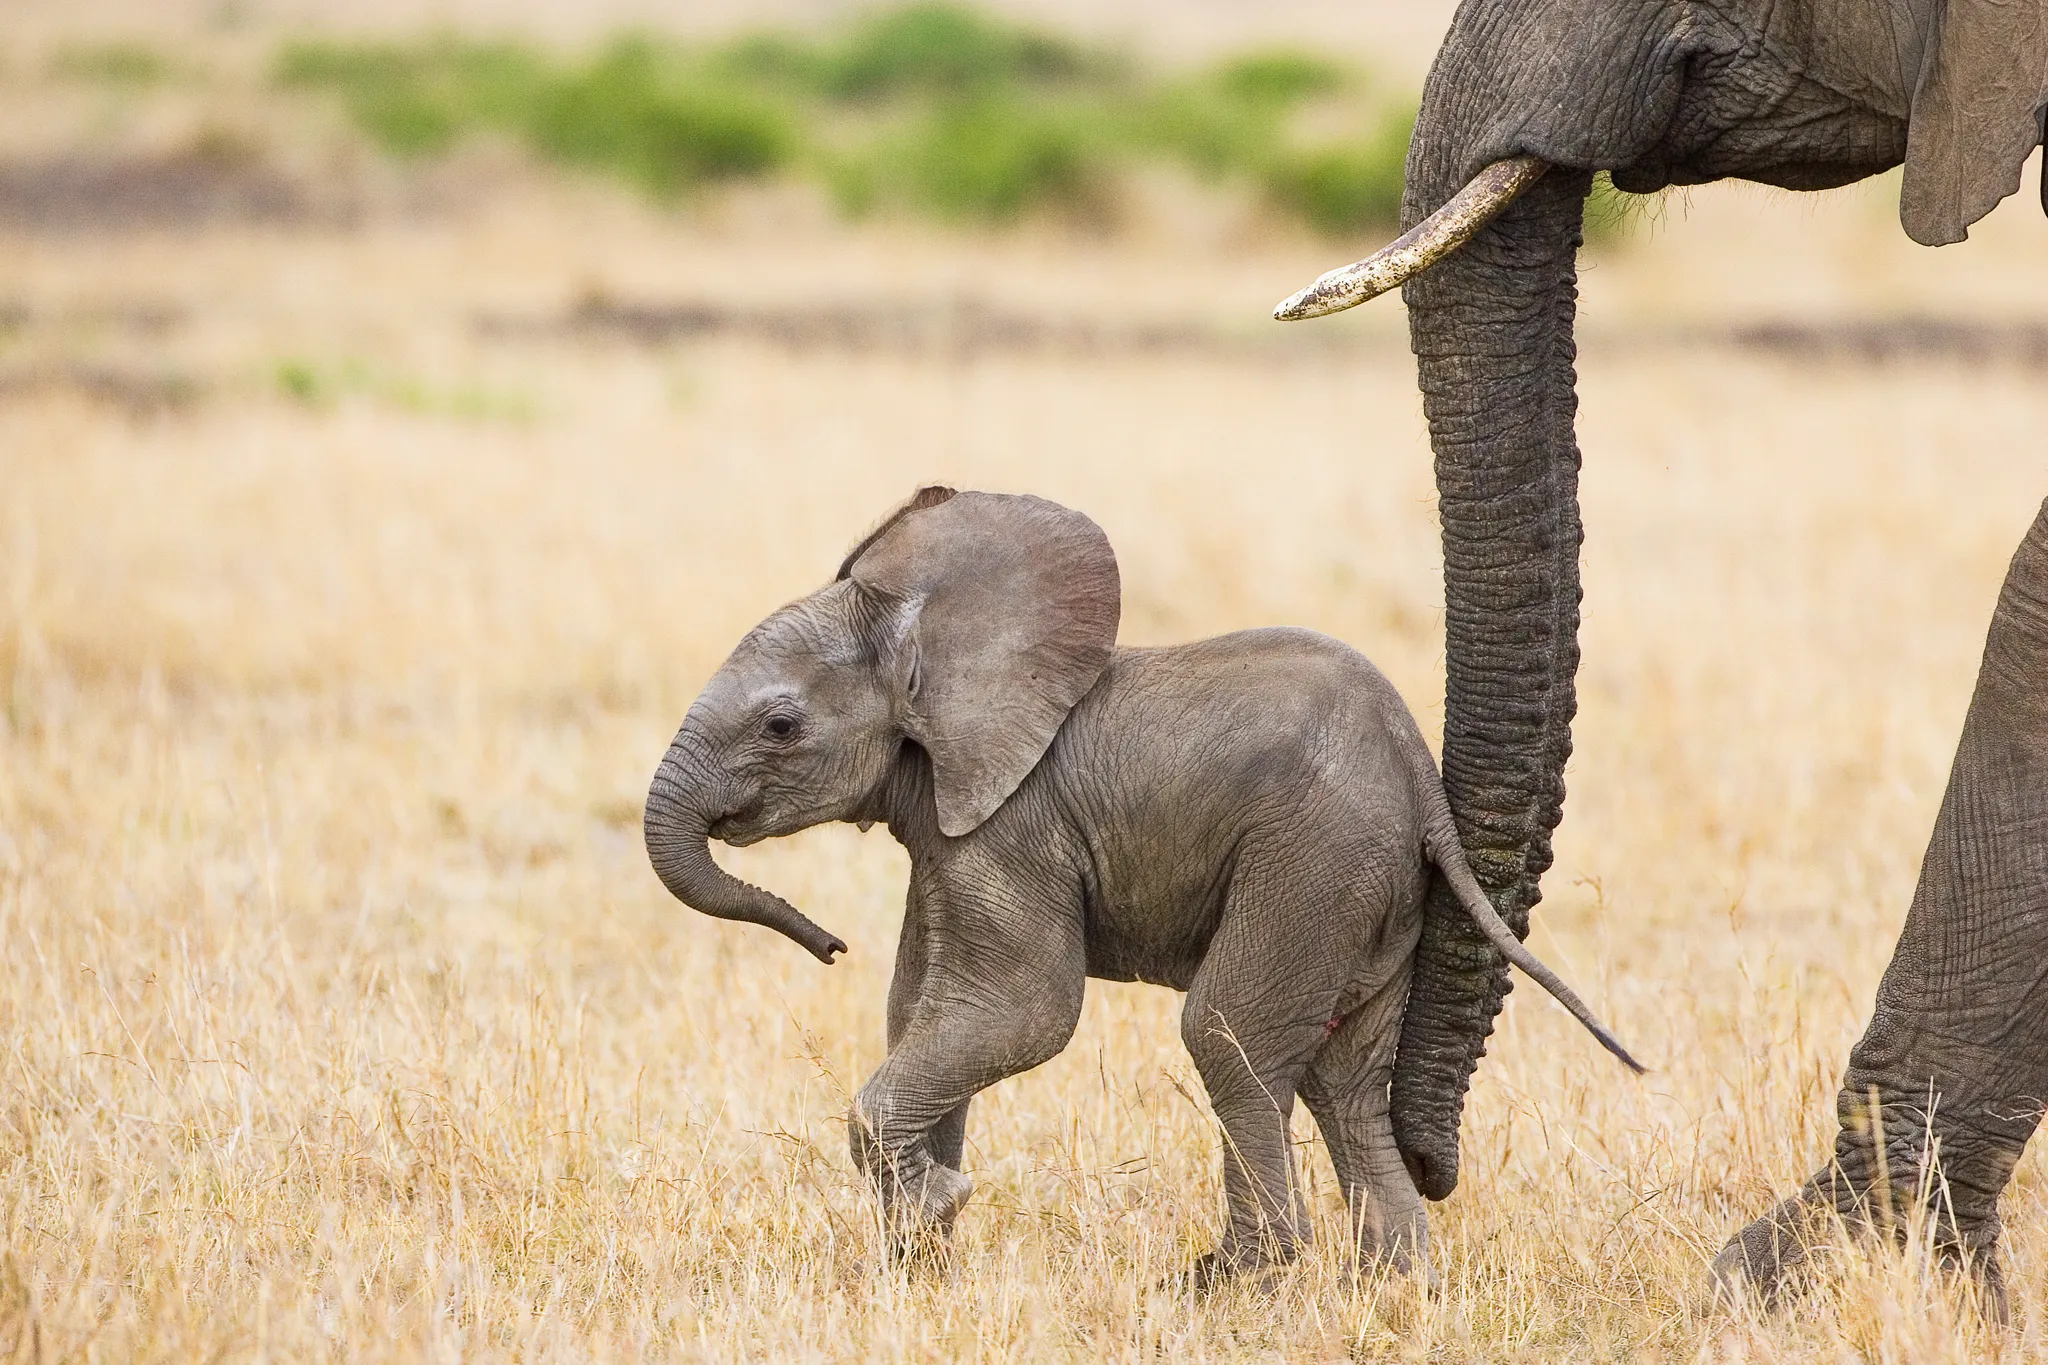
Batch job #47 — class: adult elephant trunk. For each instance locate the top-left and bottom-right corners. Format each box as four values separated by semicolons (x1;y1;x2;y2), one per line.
1388;147;1595;1201
644;733;848;964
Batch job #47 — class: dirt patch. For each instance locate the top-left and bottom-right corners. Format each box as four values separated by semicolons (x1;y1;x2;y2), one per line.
1723;317;2048;367
506;291;1287;360
0;152;319;232
0;362;203;413
485;292;2048;368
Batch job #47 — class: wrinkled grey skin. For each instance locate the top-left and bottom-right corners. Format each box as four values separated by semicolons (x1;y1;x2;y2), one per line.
1388;0;2048;1306
645;488;1636;1280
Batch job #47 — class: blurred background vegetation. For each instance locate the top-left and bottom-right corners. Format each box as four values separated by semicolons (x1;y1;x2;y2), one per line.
25;2;1644;247
265;4;1423;234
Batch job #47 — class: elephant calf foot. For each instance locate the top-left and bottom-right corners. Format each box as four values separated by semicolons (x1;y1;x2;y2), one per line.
874;1165;974;1265
849;1112;975;1253
875;1162;974;1253
890;1163;974;1232
1354;1232;1432;1288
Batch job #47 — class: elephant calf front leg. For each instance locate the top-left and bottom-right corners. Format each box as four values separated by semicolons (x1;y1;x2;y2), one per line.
872;884;975;1210
851;903;1087;1248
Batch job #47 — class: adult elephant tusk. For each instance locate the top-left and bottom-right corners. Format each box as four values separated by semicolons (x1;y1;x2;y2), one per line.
1272;155;1553;320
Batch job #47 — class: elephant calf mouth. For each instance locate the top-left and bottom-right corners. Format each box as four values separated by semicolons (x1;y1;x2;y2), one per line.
709;800;765;845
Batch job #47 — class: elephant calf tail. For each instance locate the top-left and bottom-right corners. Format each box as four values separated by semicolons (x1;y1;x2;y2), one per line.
1418;786;1646;1075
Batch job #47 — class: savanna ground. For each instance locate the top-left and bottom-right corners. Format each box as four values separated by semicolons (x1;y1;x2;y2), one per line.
5;4;2048;1361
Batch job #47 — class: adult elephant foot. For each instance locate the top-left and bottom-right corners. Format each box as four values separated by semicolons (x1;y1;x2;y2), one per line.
1710;1185;2007;1320
1712;497;2048;1321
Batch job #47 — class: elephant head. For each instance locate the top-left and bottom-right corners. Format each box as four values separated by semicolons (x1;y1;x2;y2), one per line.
1272;0;2048;1202
643;487;1121;962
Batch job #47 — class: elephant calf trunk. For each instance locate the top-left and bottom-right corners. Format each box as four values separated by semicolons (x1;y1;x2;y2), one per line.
644;764;848;964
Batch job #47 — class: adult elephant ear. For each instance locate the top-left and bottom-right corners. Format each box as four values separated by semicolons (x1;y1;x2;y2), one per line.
844;488;1121;838
1899;0;2048;246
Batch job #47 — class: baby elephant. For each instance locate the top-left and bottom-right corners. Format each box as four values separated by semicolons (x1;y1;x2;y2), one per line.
644;487;1639;1281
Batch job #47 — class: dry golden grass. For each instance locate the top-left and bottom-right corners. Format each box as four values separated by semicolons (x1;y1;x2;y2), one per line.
5;112;2048;1361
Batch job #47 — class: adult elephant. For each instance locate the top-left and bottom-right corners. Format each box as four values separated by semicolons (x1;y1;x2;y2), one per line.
1274;0;2048;1304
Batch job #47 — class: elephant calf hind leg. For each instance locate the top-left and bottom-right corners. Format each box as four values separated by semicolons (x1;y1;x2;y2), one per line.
1299;975;1426;1276
1178;872;1373;1280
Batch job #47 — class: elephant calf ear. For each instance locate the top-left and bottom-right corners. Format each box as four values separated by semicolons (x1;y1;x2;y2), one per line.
836;485;958;580
848;491;1120;837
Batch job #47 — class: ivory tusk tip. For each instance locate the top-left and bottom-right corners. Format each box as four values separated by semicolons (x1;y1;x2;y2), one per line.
1272;275;1392;322
1272;293;1311;322
1271;154;1554;324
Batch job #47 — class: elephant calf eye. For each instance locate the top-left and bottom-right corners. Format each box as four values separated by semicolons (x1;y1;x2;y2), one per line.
765;716;796;739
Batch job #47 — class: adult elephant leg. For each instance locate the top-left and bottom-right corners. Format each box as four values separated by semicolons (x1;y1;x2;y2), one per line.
1390;163;1594;1202
1715;499;2048;1312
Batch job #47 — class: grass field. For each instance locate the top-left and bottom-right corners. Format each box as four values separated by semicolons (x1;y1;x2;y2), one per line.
6;11;2048;1359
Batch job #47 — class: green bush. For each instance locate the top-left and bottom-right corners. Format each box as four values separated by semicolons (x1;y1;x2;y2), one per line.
1129;83;1273;181
51;41;176;84
848;98;1100;221
1208;51;1348;107
1131;53;1348;182
281;36;791;189
818;3;1113;100
278;39;546;156
1265;108;1413;236
706;32;830;93
272;10;1604;243
526;40;794;194
1129;50;1417;236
